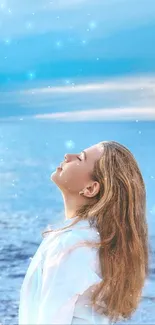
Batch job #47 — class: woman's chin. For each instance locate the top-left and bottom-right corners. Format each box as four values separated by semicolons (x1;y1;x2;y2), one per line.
50;168;63;183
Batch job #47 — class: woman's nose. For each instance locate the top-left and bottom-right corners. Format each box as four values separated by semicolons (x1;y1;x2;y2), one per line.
64;154;74;162
64;154;70;162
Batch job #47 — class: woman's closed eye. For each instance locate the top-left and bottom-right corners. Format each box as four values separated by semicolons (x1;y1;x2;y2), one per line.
77;155;82;161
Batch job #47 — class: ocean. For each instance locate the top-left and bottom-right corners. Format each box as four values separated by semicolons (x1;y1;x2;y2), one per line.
0;119;155;324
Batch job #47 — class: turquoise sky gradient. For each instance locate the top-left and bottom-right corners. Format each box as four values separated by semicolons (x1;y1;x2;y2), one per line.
0;0;155;118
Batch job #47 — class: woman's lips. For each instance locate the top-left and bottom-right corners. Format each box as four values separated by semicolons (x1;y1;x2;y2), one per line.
57;166;63;170
56;162;65;171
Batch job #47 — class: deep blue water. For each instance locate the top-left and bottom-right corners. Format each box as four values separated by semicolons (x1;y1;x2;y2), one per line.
0;120;155;324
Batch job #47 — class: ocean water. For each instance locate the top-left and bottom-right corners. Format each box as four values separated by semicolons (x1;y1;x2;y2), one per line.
0;119;155;324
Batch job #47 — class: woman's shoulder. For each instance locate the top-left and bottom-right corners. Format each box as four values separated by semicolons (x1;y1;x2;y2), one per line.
58;217;99;243
43;217;100;255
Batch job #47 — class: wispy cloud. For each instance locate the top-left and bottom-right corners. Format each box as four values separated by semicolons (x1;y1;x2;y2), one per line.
0;76;154;119
24;76;155;94
34;107;155;121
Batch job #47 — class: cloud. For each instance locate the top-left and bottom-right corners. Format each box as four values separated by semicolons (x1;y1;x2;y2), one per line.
34;107;155;121
0;76;155;119
24;76;155;94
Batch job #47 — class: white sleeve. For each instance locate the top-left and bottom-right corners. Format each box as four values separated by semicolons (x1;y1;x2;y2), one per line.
36;231;101;325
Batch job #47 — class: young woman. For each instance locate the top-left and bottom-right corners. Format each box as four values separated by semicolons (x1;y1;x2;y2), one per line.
18;141;149;324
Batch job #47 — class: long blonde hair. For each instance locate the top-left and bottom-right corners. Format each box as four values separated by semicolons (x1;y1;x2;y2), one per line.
42;141;149;323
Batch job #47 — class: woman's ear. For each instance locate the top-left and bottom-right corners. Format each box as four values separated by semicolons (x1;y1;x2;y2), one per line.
83;181;100;198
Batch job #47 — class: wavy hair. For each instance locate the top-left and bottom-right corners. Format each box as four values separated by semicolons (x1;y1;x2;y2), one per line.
42;141;149;323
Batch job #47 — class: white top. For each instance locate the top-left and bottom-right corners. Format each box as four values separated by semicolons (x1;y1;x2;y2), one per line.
18;217;110;325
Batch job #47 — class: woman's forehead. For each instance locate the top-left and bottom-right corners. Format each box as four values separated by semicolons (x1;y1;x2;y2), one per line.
84;143;103;157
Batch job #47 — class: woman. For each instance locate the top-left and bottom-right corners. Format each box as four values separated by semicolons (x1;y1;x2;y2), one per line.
18;141;149;324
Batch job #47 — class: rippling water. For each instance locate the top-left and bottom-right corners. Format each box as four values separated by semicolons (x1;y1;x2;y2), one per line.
0;120;155;324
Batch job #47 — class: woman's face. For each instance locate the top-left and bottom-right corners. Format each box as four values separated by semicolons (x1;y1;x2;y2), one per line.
51;143;103;194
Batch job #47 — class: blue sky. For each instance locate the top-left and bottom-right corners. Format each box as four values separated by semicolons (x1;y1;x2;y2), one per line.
0;0;155;119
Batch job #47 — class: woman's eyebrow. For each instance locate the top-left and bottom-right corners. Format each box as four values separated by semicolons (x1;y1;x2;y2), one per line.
81;150;87;160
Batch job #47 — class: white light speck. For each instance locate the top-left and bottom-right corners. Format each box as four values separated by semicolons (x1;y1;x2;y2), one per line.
65;79;71;85
26;21;33;29
4;38;11;45
65;140;75;149
138;131;142;134
89;21;97;30
136;119;139;122
27;71;36;80
56;40;63;48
